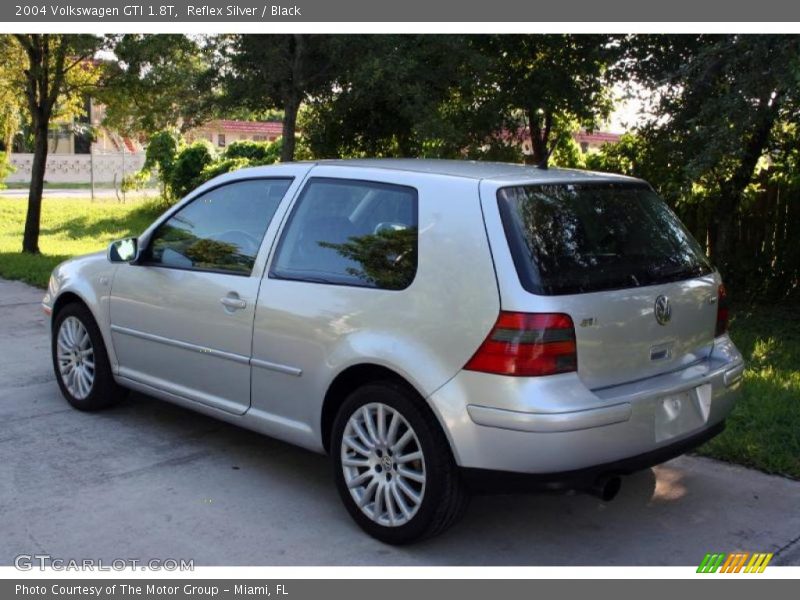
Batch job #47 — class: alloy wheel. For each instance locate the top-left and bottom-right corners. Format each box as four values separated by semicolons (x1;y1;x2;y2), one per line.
56;316;95;400
340;402;427;527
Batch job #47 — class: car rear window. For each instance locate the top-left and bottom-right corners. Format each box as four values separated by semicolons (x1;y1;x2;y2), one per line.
497;182;713;295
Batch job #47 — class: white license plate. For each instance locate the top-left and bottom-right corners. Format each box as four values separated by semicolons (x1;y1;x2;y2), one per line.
654;384;712;443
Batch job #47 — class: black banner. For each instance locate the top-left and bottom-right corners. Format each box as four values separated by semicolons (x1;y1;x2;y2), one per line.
3;0;800;22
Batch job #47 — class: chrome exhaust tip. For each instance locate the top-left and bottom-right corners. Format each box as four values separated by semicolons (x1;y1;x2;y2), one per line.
588;475;622;502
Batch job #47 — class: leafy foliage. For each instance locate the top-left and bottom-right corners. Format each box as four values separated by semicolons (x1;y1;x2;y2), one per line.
167;140;217;200
623;36;800;263
0;152;13;189
319;227;418;290
7;34;105;253
221;34;338;161
467;35;620;165
302;35;481;158
128;131;293;204
198;157;252;182
0;37;26;158
222;140;279;162
101;35;216;135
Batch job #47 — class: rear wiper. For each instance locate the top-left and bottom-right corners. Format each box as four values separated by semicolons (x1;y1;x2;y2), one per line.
649;263;702;281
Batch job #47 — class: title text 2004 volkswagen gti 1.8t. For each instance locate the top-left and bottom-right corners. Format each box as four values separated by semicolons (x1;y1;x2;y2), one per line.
43;159;744;544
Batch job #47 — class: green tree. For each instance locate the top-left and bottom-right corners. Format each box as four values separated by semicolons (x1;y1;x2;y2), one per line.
11;34;103;253
623;34;800;267
301;35;619;164
302;35;483;158
168;140;216;198
0;37;26;160
221;34;337;162
101;34;216;136
471;35;620;166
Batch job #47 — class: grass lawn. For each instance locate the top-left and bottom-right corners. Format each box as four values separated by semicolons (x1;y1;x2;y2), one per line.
0;197;162;288
697;304;800;479
0;195;798;479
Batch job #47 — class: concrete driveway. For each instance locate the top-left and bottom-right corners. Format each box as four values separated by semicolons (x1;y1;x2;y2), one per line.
1;277;799;566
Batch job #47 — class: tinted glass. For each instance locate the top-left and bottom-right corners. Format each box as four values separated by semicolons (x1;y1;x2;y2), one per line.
498;182;713;295
143;178;292;275
271;178;418;290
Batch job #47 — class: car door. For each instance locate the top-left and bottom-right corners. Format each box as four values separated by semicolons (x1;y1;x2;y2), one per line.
109;176;299;415
249;171;422;445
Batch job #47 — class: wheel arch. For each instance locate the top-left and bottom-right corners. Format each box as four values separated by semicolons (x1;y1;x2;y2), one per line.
51;291;87;328
320;363;454;456
51;287;119;372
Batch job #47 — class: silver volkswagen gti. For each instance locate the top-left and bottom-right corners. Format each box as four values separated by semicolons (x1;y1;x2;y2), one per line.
42;159;744;544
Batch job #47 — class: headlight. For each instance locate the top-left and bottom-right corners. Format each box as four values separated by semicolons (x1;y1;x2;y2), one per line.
43;273;59;309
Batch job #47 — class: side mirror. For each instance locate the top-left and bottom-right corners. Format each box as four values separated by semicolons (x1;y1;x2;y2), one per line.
108;238;139;263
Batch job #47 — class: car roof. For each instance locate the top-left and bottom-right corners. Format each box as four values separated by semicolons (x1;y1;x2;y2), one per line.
292;158;642;185
218;158;643;187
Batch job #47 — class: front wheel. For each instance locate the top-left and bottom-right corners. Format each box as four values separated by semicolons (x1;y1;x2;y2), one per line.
52;303;126;411
331;381;469;544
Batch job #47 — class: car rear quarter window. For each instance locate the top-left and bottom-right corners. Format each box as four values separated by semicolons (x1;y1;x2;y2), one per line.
497;182;713;295
270;178;418;290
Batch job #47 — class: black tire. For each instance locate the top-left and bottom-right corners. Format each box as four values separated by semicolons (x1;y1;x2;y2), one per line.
51;302;127;411
331;381;469;544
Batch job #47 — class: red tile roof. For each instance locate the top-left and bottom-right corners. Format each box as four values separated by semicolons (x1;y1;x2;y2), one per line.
202;120;284;136
574;131;622;144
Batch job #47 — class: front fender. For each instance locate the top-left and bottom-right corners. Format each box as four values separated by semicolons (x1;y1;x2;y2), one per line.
46;252;120;371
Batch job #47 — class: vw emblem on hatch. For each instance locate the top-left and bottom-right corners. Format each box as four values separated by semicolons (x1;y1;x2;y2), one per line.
654;295;672;326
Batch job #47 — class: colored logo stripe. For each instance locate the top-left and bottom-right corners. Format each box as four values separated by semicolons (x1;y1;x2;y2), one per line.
697;553;726;573
745;553;773;573
720;553;749;573
697;552;773;573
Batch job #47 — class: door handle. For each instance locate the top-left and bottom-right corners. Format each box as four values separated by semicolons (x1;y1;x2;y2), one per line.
220;295;247;311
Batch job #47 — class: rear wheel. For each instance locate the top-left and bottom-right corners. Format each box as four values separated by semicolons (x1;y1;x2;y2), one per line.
332;381;469;544
52;303;126;411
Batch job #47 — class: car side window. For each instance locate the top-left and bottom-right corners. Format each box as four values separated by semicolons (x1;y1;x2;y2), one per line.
141;178;292;275
270;177;418;290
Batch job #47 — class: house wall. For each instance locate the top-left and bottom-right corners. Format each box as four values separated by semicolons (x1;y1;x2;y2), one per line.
6;152;146;184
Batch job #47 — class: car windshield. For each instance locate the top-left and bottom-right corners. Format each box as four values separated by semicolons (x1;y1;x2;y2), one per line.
497;181;713;295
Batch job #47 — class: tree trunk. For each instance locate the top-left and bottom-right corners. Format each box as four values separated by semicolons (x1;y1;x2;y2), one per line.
22;116;48;254
279;34;305;163
710;91;781;265
527;108;553;167
280;96;299;162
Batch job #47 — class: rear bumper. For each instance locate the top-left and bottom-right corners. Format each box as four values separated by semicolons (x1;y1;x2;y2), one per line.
461;420;725;494
428;335;743;475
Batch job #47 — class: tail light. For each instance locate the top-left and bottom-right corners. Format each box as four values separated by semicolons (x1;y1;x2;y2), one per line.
465;312;577;377
716;284;729;337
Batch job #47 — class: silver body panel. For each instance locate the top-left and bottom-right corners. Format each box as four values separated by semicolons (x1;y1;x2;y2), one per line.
44;159;743;474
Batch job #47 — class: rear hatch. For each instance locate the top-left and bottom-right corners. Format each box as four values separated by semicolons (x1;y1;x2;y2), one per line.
495;180;719;389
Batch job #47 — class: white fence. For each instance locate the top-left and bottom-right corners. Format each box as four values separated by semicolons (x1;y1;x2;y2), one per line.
6;152;147;184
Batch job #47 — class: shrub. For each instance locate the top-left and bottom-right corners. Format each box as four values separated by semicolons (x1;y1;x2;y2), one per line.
0;152;15;190
129;132;311;206
223;140;278;163
169;140;217;199
142;130;181;189
199;157;252;184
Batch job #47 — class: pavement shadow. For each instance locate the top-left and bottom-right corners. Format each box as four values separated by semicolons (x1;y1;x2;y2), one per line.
108;391;672;565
